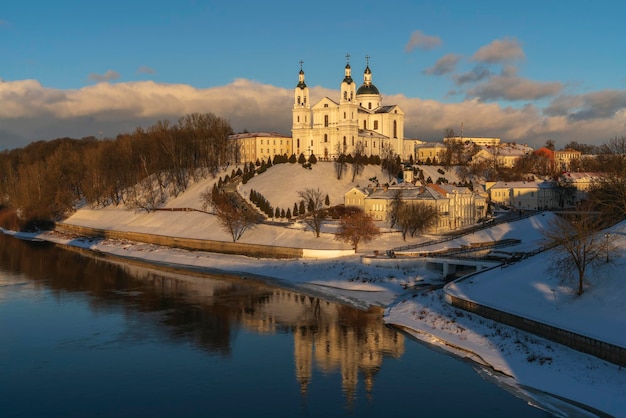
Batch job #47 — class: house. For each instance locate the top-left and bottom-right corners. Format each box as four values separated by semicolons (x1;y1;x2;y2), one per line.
414;142;446;163
471;143;534;168
228;132;293;164
554;149;582;171
486;180;560;210
344;183;486;233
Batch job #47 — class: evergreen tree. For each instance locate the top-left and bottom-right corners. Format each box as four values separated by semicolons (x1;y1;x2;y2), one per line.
325;194;330;206
299;200;306;215
280;208;286;218
289;153;297;163
308;153;317;164
293;203;299;217
275;207;280;218
286;208;292;219
298;153;306;164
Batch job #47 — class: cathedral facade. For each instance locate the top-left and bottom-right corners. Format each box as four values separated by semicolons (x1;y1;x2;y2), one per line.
292;58;405;160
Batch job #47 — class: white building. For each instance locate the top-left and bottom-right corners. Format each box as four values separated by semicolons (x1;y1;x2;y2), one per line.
292;58;405;161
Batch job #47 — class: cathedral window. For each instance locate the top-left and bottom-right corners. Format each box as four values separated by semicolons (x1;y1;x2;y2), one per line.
343;136;346;146
324;134;328;143
343;112;346;119
297;138;300;147
343;91;347;100
324;104;328;108
352;137;354;146
297;116;300;122
363;121;367;129
368;102;372;110
393;121;397;138
374;120;378;130
324;115;329;127
297;96;301;105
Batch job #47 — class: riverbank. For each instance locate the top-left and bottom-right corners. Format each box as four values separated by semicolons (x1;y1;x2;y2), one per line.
6;219;626;417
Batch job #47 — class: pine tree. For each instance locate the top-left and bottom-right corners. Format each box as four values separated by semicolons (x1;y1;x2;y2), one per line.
293;203;299;217
298;153;306;164
299;200;305;215
286;208;292;219
274;207;280;218
309;153;317;164
280;208;286;218
325;194;330;206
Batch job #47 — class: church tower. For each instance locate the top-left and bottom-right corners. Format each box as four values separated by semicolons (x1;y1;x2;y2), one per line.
338;54;358;155
292;61;311;156
356;56;382;110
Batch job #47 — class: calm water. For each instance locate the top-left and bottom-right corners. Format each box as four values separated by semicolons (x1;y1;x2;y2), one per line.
0;235;551;417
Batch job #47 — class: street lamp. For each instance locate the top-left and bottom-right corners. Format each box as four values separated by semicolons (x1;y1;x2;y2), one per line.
604;232;611;263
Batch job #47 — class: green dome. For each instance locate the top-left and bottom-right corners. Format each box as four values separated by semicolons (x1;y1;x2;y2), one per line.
357;83;379;95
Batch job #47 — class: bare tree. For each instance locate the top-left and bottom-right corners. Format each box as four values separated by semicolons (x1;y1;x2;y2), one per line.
381;143;400;182
387;189;403;228
397;202;438;240
334;207;380;252
298;187;326;237
588;173;626;220
201;187;258;242
541;212;614;296
351;140;366;182
334;143;347;180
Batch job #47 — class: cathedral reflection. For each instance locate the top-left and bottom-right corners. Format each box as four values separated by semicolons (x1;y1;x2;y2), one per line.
0;236;405;403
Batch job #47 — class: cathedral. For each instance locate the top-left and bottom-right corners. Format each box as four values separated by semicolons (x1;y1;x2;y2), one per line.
292;57;405;160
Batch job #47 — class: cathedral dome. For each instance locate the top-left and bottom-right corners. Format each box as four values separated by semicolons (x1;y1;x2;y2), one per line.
357;83;379;95
356;65;379;95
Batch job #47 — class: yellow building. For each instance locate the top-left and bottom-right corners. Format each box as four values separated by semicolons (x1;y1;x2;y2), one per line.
228;132;293;164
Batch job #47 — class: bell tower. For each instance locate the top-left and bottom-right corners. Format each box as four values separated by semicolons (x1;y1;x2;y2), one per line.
292;60;311;156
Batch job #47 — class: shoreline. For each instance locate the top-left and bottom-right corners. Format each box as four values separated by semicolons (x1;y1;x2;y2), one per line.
5;228;623;416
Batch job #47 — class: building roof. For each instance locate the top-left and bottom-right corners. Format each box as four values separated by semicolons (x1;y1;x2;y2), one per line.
228;132;291;140
357;83;380;95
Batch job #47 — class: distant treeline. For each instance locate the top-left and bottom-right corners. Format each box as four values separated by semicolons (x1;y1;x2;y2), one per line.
0;113;234;230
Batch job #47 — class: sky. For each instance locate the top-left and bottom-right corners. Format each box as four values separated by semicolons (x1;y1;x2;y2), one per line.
2;0;626;150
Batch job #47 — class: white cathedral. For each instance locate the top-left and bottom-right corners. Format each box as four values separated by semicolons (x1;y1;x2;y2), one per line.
292;57;405;160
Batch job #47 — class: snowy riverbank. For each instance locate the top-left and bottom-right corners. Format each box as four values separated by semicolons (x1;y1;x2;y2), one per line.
7;216;626;417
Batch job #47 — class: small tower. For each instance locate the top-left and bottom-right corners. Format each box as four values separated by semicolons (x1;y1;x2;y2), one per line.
292;60;311;156
340;53;356;104
356;55;382;110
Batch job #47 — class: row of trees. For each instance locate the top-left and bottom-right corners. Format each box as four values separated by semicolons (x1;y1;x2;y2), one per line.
0;113;235;229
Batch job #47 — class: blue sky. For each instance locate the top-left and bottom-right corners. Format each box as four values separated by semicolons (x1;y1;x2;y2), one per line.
1;0;625;149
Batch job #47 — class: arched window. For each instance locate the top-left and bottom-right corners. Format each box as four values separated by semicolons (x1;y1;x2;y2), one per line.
368;102;372;110
297;138;300;147
363;120;367;129
297;96;301;105
324;134;328;143
393;121;397;138
324;115;329;127
297;116;300;123
343;91;347;100
343;136;346;146
373;120;378;130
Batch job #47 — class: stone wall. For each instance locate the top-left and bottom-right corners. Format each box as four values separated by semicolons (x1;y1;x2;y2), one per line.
55;223;304;259
445;292;626;367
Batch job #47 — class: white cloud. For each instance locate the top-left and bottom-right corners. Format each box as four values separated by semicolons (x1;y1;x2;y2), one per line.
88;70;121;83
472;38;525;64
424;54;460;76
0;77;624;151
137;66;156;75
405;30;442;52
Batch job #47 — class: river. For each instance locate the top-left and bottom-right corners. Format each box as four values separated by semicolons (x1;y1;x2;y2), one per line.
0;234;551;417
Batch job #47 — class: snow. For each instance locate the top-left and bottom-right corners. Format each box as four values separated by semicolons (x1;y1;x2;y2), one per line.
9;162;626;417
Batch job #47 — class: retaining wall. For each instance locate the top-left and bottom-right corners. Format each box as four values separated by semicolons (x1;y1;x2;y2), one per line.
445;292;626;367
55;223;304;259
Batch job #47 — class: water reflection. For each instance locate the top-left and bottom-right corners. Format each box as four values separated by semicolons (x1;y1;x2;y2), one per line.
0;236;551;417
0;236;404;400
